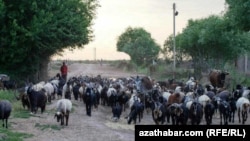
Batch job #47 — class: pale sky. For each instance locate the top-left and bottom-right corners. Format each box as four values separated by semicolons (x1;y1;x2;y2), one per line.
53;0;226;61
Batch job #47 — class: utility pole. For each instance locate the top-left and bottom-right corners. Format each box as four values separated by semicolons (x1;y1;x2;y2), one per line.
173;3;178;78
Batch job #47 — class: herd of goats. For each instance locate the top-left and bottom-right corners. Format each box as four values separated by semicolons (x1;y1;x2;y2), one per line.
0;69;250;129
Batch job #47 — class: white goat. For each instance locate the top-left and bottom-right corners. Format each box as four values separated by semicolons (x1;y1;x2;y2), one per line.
32;81;45;91
236;97;250;124
54;99;72;126
43;82;57;102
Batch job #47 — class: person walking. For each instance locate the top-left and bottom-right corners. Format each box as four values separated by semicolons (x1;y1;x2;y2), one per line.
60;61;68;81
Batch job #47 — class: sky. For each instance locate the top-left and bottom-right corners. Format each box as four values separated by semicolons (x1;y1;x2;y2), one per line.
53;0;226;61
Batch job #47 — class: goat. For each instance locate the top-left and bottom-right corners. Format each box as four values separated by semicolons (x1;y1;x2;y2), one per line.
0;100;12;128
43;81;58;103
236;97;250;124
54;99;72;126
111;103;122;122
62;81;73;100
127;100;144;124
27;86;47;114
32;81;46;91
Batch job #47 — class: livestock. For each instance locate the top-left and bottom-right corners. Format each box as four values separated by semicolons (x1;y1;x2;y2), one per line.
208;69;229;89
184;77;197;93
84;87;94;116
117;91;129;111
236;97;250;124
167;103;188;125
198;94;211;110
167;92;184;107
92;86;101;110
232;84;244;100
0;74;16;91
195;84;205;96
43;82;57;103
0;100;12;128
1;80;17;91
27;86;47;114
228;97;237;123
140;76;153;92
72;81;81;101
127;100;144;124
18;87;30;110
242;89;250;99
32;81;46;91
111;103;122;122
188;101;203;125
218;99;231;125
57;78;66;99
107;87;118;107
100;85;109;106
204;102;215;125
213;90;230;113
54;99;72;126
151;102;166;125
62;81;73;100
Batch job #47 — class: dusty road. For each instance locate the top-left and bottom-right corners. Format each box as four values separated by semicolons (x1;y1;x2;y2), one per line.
9;63;250;141
10;63;149;141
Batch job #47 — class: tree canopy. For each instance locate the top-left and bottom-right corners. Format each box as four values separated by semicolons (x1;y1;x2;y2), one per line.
162;0;250;77
116;27;161;66
225;0;250;31
0;0;99;82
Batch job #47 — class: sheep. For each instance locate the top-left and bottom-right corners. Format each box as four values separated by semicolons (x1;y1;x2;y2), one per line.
0;100;12;128
54;99;72;126
236;97;250;124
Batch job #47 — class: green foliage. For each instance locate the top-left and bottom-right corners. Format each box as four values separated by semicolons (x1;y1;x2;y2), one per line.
116;27;161;66
0;90;17;102
0;91;33;140
225;0;250;31
0;0;99;81
162;0;250;77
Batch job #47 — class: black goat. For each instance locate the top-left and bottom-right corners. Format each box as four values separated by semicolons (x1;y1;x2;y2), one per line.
0;100;12;128
127;100;144;124
112;103;122;122
27;86;47;114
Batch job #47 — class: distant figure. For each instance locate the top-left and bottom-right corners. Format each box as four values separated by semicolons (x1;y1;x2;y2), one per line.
60;62;68;81
100;59;103;66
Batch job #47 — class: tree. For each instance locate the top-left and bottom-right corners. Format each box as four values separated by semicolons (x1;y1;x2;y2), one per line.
0;0;99;82
116;27;161;66
225;0;250;31
173;15;249;77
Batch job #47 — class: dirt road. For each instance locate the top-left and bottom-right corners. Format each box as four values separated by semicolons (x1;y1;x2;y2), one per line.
9;63;250;141
10;63;148;141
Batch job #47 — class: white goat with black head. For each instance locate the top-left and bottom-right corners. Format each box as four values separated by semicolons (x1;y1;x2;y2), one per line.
54;99;72;126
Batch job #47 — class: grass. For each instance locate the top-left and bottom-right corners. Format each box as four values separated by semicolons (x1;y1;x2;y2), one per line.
0;90;64;140
35;123;62;131
0;128;33;141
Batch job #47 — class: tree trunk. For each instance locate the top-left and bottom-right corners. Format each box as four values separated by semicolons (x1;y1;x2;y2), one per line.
39;58;50;81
